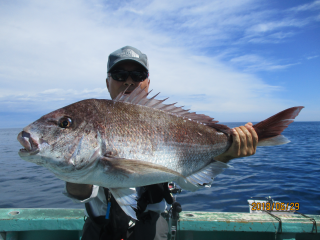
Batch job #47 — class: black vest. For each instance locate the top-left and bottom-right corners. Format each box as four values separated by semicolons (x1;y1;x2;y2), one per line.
85;188;131;240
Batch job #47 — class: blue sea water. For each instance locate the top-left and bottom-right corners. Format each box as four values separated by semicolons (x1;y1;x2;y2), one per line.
0;122;319;214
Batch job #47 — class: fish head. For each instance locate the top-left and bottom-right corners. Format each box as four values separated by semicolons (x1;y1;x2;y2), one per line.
17;99;104;179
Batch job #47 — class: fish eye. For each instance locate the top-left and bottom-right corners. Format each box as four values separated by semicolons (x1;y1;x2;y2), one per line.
58;117;72;128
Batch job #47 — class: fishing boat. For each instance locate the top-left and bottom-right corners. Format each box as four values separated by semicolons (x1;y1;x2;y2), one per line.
1;205;318;240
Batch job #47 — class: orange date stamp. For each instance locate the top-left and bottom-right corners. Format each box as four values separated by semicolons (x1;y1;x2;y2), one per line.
251;202;299;211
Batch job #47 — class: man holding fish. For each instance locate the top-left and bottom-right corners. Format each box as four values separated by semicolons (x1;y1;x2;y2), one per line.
65;46;259;240
18;45;302;238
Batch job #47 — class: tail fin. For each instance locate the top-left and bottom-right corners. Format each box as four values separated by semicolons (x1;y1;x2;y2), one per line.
253;106;304;146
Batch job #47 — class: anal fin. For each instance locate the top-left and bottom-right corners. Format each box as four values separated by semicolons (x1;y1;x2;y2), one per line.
257;135;290;146
109;188;138;220
176;160;230;192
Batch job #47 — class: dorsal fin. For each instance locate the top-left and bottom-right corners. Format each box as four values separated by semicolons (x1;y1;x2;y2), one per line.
114;86;230;132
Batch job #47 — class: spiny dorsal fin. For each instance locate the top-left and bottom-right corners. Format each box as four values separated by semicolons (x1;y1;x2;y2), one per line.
114;86;230;132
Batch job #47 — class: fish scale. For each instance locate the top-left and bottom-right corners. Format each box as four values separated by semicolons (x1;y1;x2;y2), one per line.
102;101;229;176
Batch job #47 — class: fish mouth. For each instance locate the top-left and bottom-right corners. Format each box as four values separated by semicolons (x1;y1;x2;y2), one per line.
17;131;40;156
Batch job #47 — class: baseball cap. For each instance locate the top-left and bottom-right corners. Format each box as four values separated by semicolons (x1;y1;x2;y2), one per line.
107;46;149;72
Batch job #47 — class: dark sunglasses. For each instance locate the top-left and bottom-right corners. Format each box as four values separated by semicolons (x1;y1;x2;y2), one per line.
109;70;148;82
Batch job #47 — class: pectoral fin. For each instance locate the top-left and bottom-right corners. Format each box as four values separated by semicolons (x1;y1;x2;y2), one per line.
100;156;185;179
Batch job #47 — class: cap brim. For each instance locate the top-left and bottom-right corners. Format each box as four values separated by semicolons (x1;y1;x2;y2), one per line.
108;58;148;72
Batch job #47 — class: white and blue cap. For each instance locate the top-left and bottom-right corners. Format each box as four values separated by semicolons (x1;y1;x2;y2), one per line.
107;46;149;72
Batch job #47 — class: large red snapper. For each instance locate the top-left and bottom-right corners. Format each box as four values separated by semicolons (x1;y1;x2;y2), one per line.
17;87;303;218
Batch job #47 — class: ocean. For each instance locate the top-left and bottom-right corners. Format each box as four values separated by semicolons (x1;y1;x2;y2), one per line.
1;122;319;214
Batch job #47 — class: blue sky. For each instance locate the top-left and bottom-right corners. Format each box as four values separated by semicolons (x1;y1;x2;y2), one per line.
0;0;319;128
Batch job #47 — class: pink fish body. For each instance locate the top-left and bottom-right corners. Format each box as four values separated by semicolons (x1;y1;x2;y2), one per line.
17;87;303;218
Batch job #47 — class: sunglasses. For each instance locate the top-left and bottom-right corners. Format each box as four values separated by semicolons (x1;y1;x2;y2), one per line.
109;70;148;82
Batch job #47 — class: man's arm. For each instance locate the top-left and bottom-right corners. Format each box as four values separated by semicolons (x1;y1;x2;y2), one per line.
66;182;93;200
214;122;258;163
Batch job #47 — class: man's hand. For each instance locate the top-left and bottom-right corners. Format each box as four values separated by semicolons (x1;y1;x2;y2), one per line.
66;182;93;200
214;122;258;163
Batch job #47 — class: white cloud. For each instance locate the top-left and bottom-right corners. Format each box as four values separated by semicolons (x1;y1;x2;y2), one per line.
0;88;110;113
229;54;300;72
306;55;319;60
239;1;320;44
0;0;317;124
248;18;309;34
241;16;318;44
288;0;320;12
241;31;297;44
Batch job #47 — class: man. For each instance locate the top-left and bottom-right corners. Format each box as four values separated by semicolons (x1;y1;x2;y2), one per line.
65;46;258;240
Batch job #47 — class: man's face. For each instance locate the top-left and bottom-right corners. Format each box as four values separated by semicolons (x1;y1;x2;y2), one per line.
106;61;150;100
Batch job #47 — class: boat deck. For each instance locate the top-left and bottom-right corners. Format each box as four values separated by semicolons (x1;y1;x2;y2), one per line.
0;208;319;240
